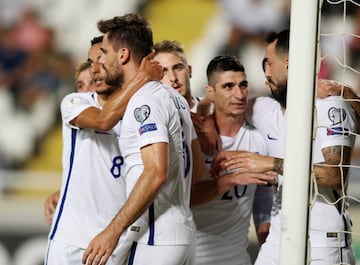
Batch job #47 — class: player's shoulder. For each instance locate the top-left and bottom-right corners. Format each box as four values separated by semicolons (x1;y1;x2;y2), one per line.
243;121;265;138
253;96;280;110
243;121;267;147
131;81;171;101
61;91;97;109
316;95;354;112
247;96;281;125
317;95;346;104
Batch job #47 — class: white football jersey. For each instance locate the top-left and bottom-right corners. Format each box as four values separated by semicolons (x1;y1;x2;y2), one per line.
251;96;356;264
311;96;355;248
118;81;196;246
190;95;202;113
247;96;286;244
192;122;272;265
48;92;126;249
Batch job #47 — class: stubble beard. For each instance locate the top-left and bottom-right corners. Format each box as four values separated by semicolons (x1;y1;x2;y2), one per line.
271;82;287;109
105;68;124;88
96;85;117;96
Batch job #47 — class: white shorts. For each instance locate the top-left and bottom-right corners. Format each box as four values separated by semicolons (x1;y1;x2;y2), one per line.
309;246;355;265
254;240;278;265
121;241;196;265
254;240;356;265
45;240;117;265
195;245;251;265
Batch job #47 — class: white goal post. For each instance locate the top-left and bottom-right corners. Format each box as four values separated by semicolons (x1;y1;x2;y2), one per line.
279;0;321;264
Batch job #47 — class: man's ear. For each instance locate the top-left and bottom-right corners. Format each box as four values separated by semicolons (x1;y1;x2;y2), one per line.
188;65;192;79
206;85;215;101
118;48;130;64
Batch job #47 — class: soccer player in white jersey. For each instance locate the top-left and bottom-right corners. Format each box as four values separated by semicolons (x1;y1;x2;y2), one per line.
43;61;96;225
82;14;205;265
152;40;220;157
44;36;162;265
153;40;201;112
216;30;356;265
189;55;274;265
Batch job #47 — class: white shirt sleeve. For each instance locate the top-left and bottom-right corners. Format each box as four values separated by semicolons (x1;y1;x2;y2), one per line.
316;96;356;150
60;92;95;128
126;92;170;149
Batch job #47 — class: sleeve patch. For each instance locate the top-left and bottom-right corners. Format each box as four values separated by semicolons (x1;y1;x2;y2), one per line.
139;123;157;135
328;107;346;125
134;105;151;124
326;127;350;136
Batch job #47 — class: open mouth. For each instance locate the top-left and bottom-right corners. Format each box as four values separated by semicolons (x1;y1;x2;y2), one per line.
94;77;104;87
172;84;181;91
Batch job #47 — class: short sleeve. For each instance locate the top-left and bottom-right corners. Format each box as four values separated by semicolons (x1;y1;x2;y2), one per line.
60;92;95;128
316;96;356;149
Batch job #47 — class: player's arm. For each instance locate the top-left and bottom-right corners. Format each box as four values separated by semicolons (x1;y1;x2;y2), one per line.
314;145;352;189
190;170;275;207
317;79;360;131
195;97;222;156
44;190;60;225
211;150;284;177
191;138;206;183
252;185;272;246
190;177;231;207
82;142;168;265
256;223;270;246
72;52;163;131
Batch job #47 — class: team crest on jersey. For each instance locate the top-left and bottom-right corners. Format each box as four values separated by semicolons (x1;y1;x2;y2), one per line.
328;107;346;125
134;105;150;124
67;97;81;107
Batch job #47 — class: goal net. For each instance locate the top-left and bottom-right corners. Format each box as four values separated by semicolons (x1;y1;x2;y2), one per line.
280;0;360;264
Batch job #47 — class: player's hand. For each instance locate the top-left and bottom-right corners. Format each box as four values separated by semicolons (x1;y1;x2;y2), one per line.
191;112;204;132
82;227;120;265
317;79;343;98
211;150;273;177
197;116;222;157
44;191;60;225
221;170;277;186
139;50;164;82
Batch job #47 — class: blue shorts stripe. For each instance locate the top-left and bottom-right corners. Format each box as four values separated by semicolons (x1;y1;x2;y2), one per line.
148;203;155;245
127;242;138;265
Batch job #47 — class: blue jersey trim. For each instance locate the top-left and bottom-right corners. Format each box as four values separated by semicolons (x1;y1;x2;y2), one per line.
148;203;155;245
49;128;77;239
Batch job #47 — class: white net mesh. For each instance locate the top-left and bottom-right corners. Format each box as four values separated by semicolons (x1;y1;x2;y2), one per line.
311;0;360;263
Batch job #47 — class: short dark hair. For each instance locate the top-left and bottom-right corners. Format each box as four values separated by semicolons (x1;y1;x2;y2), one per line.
206;54;245;87
266;29;290;56
90;36;103;46
97;13;153;63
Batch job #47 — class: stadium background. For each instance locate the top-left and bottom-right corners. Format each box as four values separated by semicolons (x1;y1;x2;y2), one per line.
0;0;359;264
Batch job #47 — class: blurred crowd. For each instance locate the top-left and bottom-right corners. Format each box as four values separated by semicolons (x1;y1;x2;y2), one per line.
217;0;360;95
0;0;359;170
0;8;76;168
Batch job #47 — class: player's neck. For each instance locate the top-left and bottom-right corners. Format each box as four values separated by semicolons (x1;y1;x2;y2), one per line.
97;93;111;107
184;93;194;109
123;61;140;85
215;112;245;137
